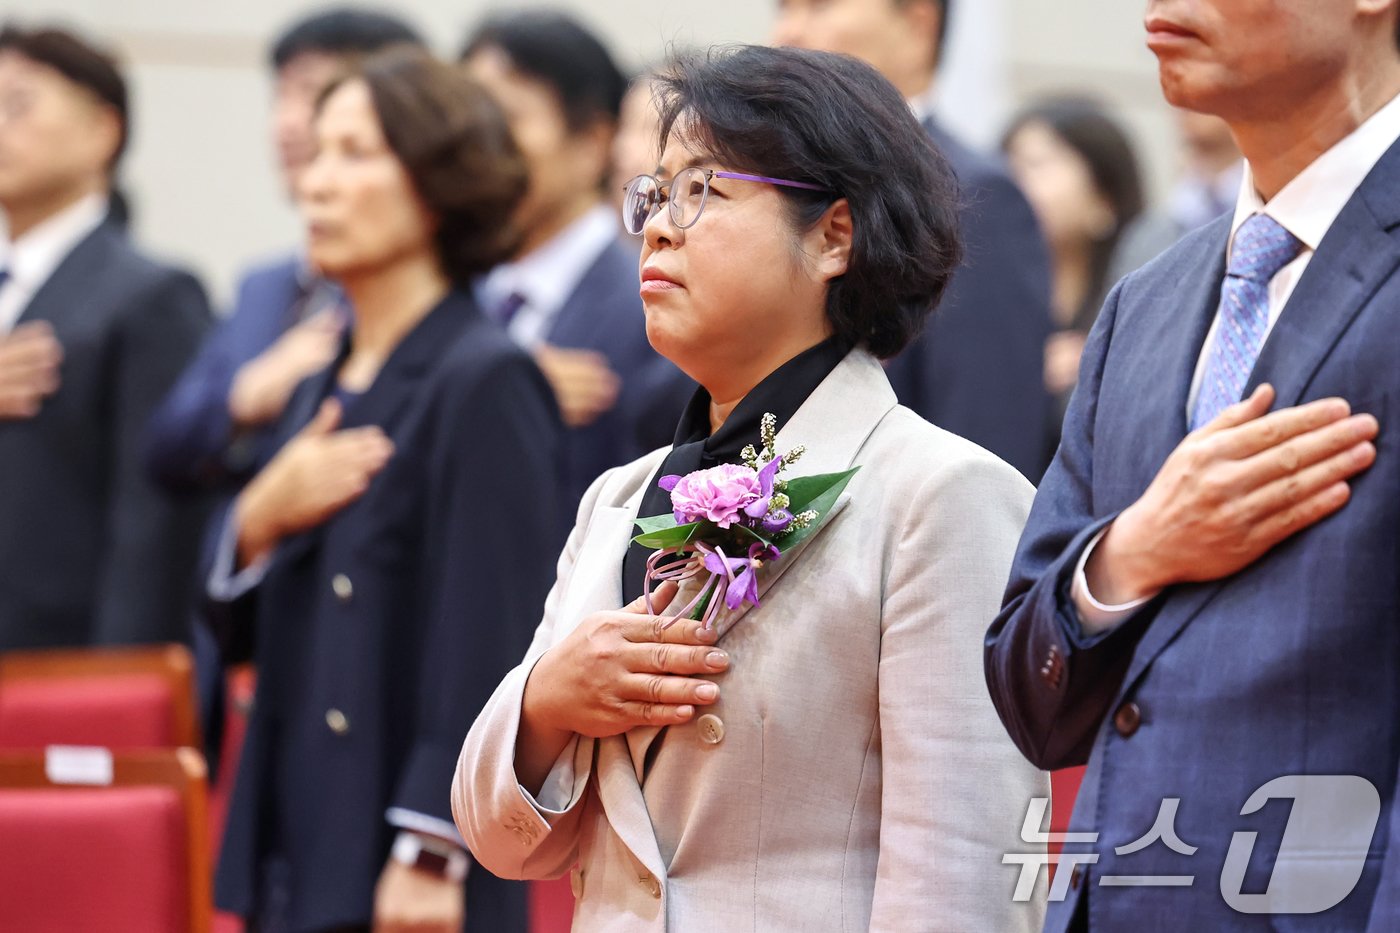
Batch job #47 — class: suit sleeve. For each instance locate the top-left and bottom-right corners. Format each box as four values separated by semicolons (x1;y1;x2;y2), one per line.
142;273;268;493
888;170;1055;482
983;281;1159;770
450;463;622;881
92;270;213;645
869;446;1047;933
389;352;566;831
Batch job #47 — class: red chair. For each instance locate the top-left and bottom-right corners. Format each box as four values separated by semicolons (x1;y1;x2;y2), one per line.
0;746;211;933
0;644;200;750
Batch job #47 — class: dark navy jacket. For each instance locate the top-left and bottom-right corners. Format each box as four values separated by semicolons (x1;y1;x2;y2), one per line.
542;237;692;511
0;218;210;649
144;253;334;492
212;291;561;932
886;121;1055;482
986;137;1400;931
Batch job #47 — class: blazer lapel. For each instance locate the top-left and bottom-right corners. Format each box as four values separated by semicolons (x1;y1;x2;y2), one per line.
1117;139;1400;699
336;291;475;432
13;222;116;329
622;350;894;779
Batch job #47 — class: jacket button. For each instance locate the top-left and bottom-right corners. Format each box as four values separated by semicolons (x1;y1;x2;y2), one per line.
696;713;725;745
325;708;350;735
570;867;584;899
332;574;353;603
1114;701;1142;737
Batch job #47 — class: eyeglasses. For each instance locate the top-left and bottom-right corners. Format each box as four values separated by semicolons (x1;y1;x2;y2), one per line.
621;166;831;236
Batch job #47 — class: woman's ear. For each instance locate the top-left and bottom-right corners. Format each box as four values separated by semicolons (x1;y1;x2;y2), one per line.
813;198;853;282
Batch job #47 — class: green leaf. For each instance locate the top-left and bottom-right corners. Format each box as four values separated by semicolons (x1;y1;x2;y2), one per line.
776;466;860;552
631;519;703;550
633;513;679;535
781;467;861;514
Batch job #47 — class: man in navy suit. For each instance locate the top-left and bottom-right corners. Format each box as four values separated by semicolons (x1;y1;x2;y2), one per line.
773;0;1054;480
986;2;1400;929
0;25;211;650
462;12;693;513
144;8;423;493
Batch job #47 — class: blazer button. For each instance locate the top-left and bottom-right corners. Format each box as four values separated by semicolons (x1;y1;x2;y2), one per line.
332;573;354;603
570;867;584;899
325;708;350;735
1114;701;1142;738
696;713;725;745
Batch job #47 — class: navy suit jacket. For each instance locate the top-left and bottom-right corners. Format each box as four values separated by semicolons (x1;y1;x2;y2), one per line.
886;121;1054;481
0;219;211;649
986;137;1400;930
544;236;692;510
212;291;560;932
144;254;320;493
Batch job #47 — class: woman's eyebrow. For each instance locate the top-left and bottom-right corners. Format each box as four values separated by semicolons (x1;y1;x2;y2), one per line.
656;154;715;181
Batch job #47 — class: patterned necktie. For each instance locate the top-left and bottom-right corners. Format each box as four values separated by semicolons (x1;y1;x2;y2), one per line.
1189;213;1304;431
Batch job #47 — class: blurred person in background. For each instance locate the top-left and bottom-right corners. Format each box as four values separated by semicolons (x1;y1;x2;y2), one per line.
610;69;665;220
462;11;692;514
207;49;557;930
144;7;423;494
142;5;423;770
1002;97;1144;447
1110;108;1242;280
773;0;1056;481
0;24;210;649
207;48;557;933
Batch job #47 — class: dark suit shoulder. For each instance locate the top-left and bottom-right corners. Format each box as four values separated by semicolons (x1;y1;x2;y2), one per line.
80;224;206;307
925;120;1015;193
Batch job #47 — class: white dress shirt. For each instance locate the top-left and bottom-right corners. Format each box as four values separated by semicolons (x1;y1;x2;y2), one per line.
476;204;620;347
0;192;108;333
1071;89;1400;633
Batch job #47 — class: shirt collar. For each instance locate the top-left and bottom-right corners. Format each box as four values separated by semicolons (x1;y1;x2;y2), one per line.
673;335;853;464
0;191;108;286
1231;89;1400;253
478;204;619;323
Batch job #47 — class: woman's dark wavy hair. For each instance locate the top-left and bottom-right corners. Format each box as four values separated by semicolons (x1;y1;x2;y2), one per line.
319;47;527;285
653;45;961;359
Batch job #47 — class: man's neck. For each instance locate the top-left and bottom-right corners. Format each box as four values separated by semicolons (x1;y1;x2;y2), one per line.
4;181;106;243
1232;64;1400;201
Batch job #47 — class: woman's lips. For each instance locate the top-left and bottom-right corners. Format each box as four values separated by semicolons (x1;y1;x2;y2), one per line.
640;267;682;293
1145;17;1200;52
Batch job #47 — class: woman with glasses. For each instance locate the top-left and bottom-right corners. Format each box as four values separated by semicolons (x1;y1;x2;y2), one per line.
453;45;1046;932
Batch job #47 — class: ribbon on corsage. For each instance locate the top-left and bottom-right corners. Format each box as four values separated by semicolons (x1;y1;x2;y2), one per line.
631;413;858;630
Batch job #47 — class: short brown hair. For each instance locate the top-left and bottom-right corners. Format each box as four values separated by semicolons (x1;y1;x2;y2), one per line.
0;24;128;170
320;47;527;285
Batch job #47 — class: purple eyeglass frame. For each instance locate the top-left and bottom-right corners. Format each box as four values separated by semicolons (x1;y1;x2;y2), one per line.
622;167;832;236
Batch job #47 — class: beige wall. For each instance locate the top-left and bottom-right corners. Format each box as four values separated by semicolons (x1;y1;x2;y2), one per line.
9;1;1177;303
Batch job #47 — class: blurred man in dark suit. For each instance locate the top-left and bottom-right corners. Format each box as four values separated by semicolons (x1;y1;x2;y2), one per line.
0;24;210;649
462;11;693;513
144;8;424;493
774;0;1055;481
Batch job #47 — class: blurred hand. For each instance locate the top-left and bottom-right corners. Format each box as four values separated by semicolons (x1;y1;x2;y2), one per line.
234;398;393;566
1086;385;1378;603
1045;330;1086;397
532;343;621;428
229;308;344;428
373;855;463;933
0;321;62;419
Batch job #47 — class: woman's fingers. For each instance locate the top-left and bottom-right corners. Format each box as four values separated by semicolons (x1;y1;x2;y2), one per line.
624;641;729;676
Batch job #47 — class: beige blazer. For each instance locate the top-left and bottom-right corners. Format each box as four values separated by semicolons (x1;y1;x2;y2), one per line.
453;350;1048;932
